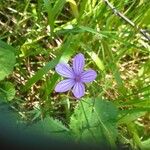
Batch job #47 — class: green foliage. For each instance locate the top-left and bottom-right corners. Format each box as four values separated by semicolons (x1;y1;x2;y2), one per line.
0;82;16;101
26;117;71;140
0;100;22;130
0;100;70;140
0;0;150;149
70;98;118;148
0;47;16;81
43;0;66;34
0;40;16;101
141;138;150;150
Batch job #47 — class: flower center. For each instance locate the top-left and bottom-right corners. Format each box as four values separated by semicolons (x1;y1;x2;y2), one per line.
74;75;81;82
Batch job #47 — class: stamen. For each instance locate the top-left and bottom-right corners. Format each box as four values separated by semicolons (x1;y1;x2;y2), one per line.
75;75;81;82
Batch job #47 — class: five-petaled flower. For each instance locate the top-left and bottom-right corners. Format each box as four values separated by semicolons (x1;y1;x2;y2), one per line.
55;53;97;99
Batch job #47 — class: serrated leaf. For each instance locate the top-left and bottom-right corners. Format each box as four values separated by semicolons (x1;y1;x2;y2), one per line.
26;117;71;140
0;101;23;130
0;100;71;141
0;102;72;146
70;98;118;148
0;82;16;101
0;48;16;81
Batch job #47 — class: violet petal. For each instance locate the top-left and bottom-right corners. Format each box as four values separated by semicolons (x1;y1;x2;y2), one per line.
55;63;74;78
81;69;97;83
72;82;85;98
73;53;85;75
55;79;75;92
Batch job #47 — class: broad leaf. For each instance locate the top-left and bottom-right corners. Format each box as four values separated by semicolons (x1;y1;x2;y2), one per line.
0;82;16;101
141;138;150;150
70;98;118;148
0;100;71;141
0;47;16;81
0;101;23;130
25;117;71;140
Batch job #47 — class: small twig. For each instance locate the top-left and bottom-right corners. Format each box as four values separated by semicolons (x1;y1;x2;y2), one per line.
103;0;150;41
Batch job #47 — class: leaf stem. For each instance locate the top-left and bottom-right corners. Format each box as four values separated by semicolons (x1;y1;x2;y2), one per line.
80;101;97;142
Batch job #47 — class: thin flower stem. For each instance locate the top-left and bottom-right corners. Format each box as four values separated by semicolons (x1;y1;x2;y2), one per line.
65;93;71;123
103;0;150;41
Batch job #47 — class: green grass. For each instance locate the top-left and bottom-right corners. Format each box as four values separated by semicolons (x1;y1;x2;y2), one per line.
0;0;150;149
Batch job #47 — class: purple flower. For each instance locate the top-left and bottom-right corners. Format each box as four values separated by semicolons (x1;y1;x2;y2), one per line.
55;53;97;99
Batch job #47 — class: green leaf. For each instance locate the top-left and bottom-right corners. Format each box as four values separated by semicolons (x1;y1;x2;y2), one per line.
0;39;16;53
26;117;71;140
78;25;107;38
43;0;66;34
139;8;150;26
87;51;105;71
118;109;147;124
67;0;79;18
0;47;16;81
0;101;71;142
141;138;150;150
0;101;22;130
43;0;54;33
0;82;16;101
53;0;66;19
70;98;118;148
